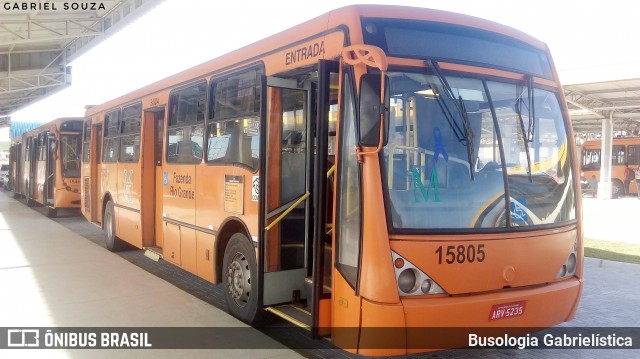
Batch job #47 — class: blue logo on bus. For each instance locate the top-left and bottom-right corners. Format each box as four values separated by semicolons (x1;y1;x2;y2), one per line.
163;172;168;186
510;198;528;225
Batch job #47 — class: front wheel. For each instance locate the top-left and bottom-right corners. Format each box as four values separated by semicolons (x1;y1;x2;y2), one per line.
222;233;263;324
103;200;126;251
47;207;57;218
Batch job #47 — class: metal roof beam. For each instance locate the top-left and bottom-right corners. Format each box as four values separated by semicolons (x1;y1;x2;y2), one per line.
0;0;165;116
0;70;68;94
579;86;640;95
0;20;103;47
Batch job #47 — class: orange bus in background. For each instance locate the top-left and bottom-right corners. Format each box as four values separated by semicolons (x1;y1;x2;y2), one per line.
10;118;83;217
581;137;640;197
81;5;582;355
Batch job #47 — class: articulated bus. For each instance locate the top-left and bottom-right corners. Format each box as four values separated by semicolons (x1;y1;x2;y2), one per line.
10;118;83;217
581;137;640;197
80;5;582;355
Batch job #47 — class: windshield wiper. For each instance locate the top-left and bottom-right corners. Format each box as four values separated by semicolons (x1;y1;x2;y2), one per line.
426;59;475;180
457;95;475;181
527;75;535;143
514;81;533;183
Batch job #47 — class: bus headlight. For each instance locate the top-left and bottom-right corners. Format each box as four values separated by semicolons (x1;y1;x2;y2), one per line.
392;251;446;296
556;247;578;279
420;279;433;294
398;268;418;293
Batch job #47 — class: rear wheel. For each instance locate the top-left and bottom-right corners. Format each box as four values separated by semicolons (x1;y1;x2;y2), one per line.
611;180;624;199
103;200;126;251
222;233;263;324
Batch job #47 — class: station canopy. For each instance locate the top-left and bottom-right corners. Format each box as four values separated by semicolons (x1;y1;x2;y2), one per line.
0;0;165;127
564;78;640;135
2;1;640;137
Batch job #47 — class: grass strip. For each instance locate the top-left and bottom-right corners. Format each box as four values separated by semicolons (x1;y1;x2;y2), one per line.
584;238;640;265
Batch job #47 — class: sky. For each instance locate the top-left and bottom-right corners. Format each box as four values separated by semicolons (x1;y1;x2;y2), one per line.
4;0;640;138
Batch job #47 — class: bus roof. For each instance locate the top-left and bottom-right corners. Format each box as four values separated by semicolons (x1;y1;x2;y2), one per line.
582;137;640;147
85;4;548;116
19;117;84;137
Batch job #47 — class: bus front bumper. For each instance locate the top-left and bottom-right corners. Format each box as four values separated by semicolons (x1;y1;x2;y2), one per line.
357;277;582;355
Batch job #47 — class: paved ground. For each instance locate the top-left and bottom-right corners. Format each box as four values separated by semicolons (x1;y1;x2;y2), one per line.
0;191;304;359
582;196;640;243
1;190;639;358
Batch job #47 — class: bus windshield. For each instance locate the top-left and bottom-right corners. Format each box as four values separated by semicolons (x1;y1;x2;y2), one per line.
61;134;81;178
383;71;576;230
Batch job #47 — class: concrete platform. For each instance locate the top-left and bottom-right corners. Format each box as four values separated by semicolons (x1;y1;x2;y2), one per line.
0;191;303;359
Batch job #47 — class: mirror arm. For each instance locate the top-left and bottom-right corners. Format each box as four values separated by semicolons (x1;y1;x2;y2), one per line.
341;45;389;161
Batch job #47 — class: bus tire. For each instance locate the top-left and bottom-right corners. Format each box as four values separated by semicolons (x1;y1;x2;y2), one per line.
611;180;623;199
47;207;57;218
103;200;126;252
222;233;262;325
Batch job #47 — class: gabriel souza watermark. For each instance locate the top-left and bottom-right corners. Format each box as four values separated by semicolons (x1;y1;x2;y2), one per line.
2;2;106;11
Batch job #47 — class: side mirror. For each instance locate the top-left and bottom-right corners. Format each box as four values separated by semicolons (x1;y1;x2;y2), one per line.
358;74;389;147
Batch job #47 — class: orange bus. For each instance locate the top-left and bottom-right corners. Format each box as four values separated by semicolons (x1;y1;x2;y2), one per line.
581;137;640;197
80;5;582;354
10;118;83;217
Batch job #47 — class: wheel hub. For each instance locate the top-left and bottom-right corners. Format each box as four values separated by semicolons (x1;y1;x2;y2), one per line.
105;211;113;239
226;253;250;306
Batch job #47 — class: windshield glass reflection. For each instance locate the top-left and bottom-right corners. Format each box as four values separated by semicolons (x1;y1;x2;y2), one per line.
383;71;576;230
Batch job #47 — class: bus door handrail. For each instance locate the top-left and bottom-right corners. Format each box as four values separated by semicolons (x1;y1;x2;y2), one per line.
265;165;335;231
264;191;310;231
327;164;335;178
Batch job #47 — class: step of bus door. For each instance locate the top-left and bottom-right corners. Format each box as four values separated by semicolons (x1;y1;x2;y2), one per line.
303;276;331;313
266;305;312;330
304;277;313;311
143;247;163;262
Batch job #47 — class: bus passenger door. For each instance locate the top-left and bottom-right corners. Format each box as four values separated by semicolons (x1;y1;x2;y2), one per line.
91;124;102;223
140;108;165;249
27;136;37;204
262;77;312;313
311;60;339;337
45;133;56;206
15;143;23;194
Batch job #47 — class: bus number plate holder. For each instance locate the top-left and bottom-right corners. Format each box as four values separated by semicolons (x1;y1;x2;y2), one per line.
489;301;526;321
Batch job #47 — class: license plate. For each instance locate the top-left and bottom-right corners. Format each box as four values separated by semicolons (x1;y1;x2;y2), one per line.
489;301;526;321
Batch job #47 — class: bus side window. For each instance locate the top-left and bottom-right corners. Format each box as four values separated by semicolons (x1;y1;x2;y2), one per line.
167;81;206;164
206;66;263;171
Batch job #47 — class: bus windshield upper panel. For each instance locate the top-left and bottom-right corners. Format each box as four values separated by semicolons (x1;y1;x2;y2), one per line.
382;71;576;230
362;19;553;79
